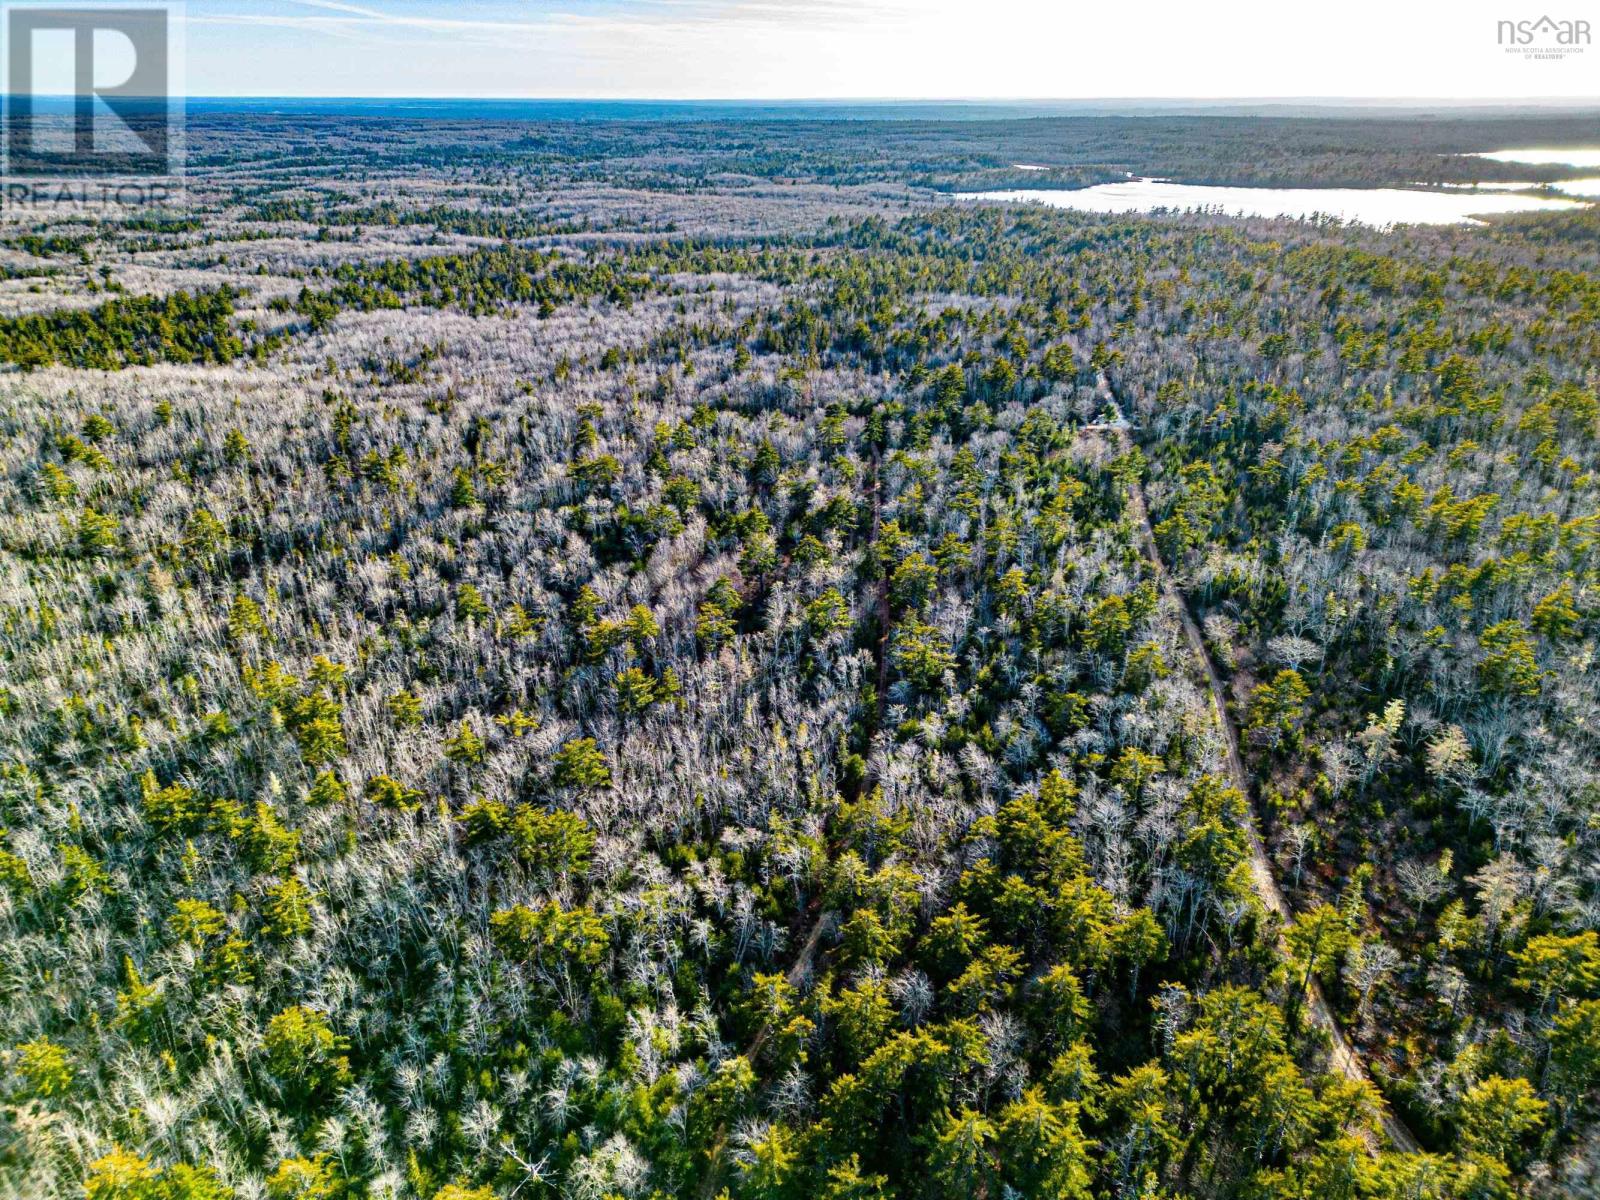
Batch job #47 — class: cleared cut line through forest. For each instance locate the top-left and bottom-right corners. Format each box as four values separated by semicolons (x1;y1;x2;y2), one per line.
1087;376;1422;1156
694;431;892;1197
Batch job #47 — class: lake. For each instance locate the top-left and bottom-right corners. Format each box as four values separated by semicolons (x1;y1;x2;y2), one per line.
956;179;1591;227
1453;149;1600;200
1471;148;1600;168
1437;177;1600;198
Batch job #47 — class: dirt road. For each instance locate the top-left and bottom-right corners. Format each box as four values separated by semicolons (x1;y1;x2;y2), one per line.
1085;385;1421;1154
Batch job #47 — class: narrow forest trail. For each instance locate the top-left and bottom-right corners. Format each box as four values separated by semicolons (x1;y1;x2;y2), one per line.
1084;380;1422;1155
694;896;836;1196
870;443;892;727
693;439;892;1197
694;898;835;1200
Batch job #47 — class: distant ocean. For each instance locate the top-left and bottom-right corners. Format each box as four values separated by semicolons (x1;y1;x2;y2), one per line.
179;98;1169;122
9;96;1599;122
173;98;1600;123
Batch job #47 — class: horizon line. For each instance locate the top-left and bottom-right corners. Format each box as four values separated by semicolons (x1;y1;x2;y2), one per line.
184;94;1600;105
12;93;1600;106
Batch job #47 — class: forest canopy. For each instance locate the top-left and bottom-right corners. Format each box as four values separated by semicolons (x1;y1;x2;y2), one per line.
1;109;1599;1200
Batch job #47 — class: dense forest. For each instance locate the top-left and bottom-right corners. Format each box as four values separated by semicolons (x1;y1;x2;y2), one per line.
1;110;1599;1200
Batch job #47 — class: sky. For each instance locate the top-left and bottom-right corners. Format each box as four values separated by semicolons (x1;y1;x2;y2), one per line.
146;0;1600;99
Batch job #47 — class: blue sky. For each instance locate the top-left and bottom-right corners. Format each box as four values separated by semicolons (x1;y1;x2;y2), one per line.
175;0;1598;100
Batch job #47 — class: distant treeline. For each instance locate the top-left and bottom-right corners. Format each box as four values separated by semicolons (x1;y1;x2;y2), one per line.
187;108;1600;194
0;287;245;370
240;197;598;239
283;244;659;325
